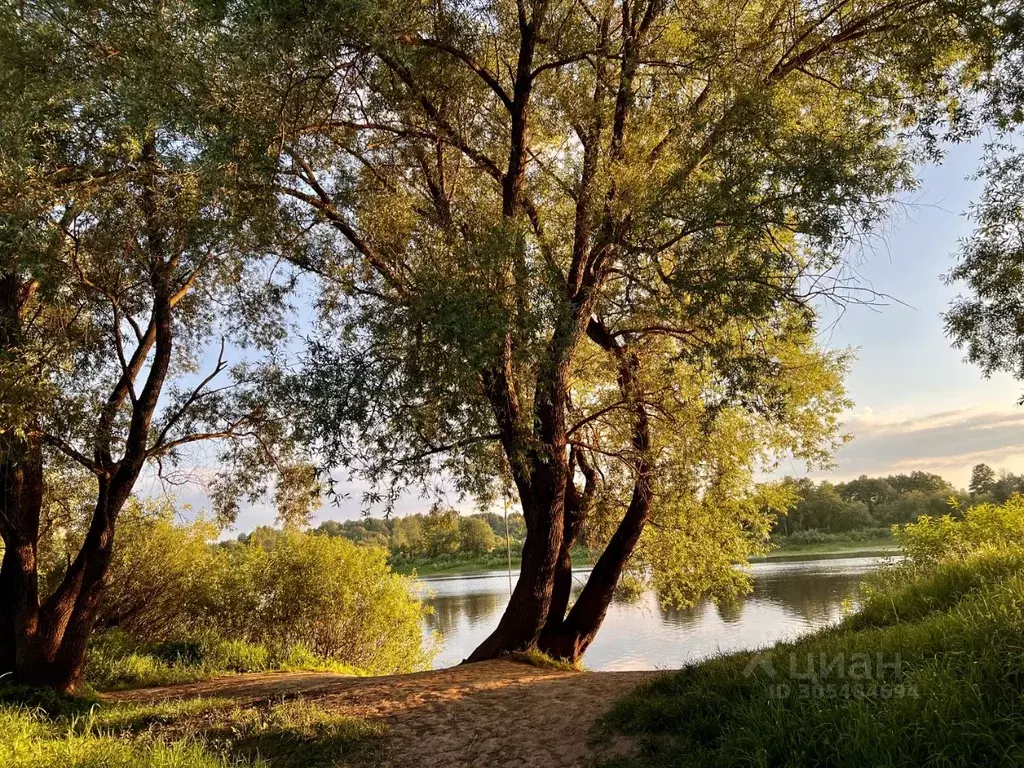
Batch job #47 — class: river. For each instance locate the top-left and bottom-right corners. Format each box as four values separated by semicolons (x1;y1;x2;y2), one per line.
420;555;890;670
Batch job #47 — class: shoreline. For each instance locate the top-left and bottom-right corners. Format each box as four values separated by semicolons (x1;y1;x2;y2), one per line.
398;540;897;578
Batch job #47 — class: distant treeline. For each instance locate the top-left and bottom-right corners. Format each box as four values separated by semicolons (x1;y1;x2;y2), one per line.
773;464;1024;537
240;465;1024;556
238;505;526;560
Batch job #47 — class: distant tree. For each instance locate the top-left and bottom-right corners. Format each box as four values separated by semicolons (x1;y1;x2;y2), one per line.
423;506;461;558
786;483;873;533
837;476;897;513
873;491;956;526
459;517;499;554
887;472;954;498
970;463;998;496
992;471;1024;503
312;519;390;548
392;515;427;557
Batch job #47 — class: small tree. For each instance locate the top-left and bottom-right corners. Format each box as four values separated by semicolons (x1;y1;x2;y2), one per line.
970;463;998;496
460;516;499;554
423;506;462;558
392;515;427;557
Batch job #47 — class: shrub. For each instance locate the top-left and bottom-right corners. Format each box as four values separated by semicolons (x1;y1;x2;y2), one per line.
202;533;432;674
80;526;433;687
895;493;1024;566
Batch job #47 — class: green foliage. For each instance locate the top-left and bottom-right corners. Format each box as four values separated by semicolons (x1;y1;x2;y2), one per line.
249;0;1003;619
310;509;520;561
458;516;499;554
390;515;426;557
203;533;431;675
970;462;998;495
600;548;1024;768
53;510;435;687
895;494;1024;567
422;506;462;558
946;148;1024;394
770;472;964;536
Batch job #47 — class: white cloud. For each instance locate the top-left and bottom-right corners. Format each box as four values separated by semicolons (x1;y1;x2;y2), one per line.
816;405;1024;486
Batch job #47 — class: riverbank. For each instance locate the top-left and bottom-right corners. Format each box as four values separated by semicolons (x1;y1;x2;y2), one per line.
599;549;1024;767
748;538;897;562
396;537;896;577
393;548;595;577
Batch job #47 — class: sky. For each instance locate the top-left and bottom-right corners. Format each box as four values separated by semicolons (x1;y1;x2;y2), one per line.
792;138;1024;489
155;137;1024;533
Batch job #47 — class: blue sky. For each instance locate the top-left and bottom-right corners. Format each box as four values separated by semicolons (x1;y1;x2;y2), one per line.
794;138;1024;488
157;137;1024;531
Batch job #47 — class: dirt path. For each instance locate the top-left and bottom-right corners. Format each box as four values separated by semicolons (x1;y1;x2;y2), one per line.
111;661;661;768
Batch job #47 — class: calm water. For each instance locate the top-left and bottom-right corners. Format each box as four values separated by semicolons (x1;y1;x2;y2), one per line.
421;556;889;670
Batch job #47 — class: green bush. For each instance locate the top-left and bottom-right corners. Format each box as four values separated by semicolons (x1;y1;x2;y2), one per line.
79;526;432;687
202;533;432;674
895;493;1024;566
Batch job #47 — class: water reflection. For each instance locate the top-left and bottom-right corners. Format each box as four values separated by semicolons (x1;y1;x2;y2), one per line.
421;556;888;670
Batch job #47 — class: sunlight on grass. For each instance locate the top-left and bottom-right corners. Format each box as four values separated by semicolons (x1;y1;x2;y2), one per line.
0;694;383;768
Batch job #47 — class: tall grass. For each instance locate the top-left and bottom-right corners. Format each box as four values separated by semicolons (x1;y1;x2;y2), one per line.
85;631;366;690
599;549;1024;767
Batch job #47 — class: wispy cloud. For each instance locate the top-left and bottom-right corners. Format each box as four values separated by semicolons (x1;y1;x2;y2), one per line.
821;406;1024;485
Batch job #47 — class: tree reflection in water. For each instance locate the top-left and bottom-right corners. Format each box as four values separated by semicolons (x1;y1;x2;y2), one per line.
421;557;885;669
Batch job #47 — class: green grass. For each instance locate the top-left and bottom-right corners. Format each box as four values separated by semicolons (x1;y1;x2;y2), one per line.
86;632;364;691
750;529;897;562
508;649;584;672
598;550;1024;768
0;693;383;768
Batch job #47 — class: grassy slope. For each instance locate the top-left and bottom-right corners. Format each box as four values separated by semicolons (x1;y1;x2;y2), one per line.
0;691;382;768
598;551;1024;768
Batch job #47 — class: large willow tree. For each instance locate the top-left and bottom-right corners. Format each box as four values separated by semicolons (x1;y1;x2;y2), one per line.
234;0;1001;661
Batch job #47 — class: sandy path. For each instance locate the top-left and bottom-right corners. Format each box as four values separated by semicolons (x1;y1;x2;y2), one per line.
110;661;661;768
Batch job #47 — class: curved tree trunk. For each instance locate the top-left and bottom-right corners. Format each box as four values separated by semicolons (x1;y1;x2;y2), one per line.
537;479;652;661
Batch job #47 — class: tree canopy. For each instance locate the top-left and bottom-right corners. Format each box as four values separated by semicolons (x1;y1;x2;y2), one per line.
222;0;1008;660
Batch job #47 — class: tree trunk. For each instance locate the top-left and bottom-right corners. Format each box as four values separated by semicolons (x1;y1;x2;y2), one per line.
538;451;592;648
537;512;580;649
537;479;652;661
465;459;566;660
0;436;45;681
28;477;126;691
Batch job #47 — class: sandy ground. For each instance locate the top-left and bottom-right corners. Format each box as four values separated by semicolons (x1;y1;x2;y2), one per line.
110;661;661;768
